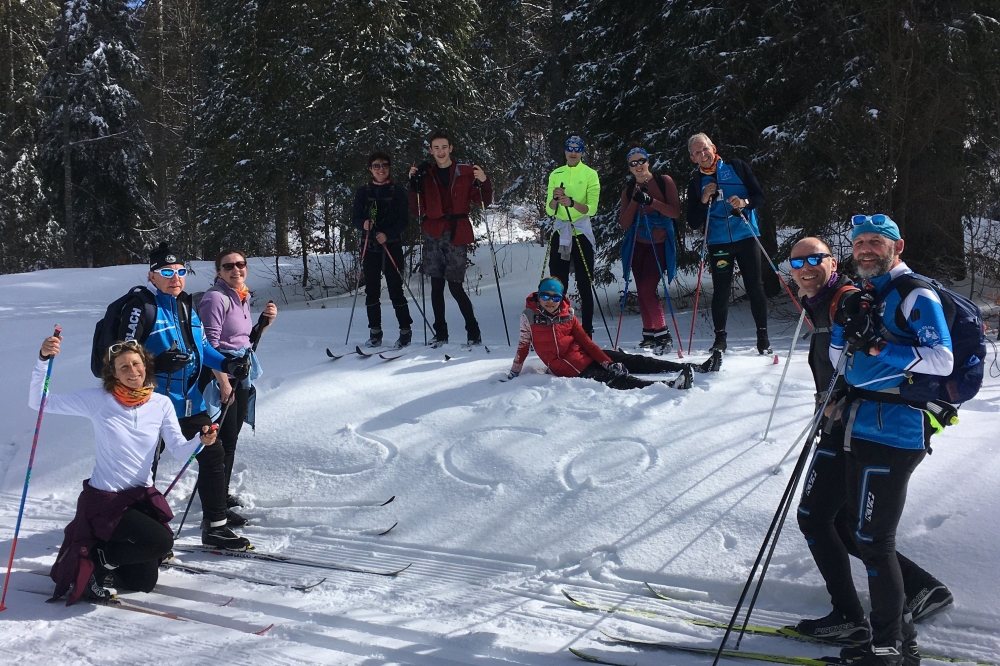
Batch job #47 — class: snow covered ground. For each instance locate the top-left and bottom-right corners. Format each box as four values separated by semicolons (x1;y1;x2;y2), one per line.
1;243;998;665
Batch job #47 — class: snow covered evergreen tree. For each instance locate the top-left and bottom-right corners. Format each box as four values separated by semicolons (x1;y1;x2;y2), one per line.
37;0;153;267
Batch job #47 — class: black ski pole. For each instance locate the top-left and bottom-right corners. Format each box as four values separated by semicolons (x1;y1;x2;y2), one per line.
249;302;274;352
379;241;435;337
176;397;233;540
560;184;613;344
345;230;370;345
476;181;511;346
416;191;428;345
711;350;851;665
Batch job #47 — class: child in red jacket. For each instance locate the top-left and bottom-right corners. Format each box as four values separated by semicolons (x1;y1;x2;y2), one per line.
508;277;720;389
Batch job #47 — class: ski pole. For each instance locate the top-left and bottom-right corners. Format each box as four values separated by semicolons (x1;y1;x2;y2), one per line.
175;479;198;539
540;228;555;281
711;349;850;663
379;240;435;337
725;201;812;329
1;325;60;612
761;306;808;441
559;186;613;344
476;182;511;346
163;421;221;498
248;303;274;352
344;230;370;345
416;192;428;345
614;212;641;350
771;418;816;474
687;198;713;353
641;213;684;358
173;400;231;537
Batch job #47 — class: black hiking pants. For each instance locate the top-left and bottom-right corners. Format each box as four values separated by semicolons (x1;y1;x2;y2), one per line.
179;412;227;526
104;507;174;593
363;242;413;332
430;278;477;340
708;236;768;333
549;232;595;338
218;384;250;493
579;349;687;390
798;424;941;625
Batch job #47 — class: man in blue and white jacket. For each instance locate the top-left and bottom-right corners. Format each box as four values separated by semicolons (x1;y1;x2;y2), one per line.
116;243;251;550
830;216;953;666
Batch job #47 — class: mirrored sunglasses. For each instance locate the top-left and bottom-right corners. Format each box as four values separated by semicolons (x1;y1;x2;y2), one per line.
628;158;648;168
851;214;890;226
539;293;563;302
155;268;187;278
107;340;142;362
789;253;832;269
565;146;584;153
370;162;390;169
222;261;247;271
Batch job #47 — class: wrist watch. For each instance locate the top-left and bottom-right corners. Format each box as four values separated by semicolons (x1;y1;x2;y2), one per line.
742;198;750;208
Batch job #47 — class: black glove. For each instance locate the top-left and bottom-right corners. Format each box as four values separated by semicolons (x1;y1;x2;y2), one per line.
606;362;628;378
631;187;652;205
409;171;424;191
842;296;883;355
154;347;191;375
222;353;252;380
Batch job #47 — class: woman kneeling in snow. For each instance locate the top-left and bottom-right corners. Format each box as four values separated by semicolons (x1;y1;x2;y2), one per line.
507;277;720;389
32;334;218;605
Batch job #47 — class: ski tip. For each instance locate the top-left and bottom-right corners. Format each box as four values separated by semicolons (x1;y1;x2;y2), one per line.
377;521;398;536
252;622;275;636
772;353;779;364
444;354;452;361
381;495;396;506
325;348;343;359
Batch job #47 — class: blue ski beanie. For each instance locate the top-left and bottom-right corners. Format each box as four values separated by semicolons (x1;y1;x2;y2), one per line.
538;277;564;296
851;215;901;242
565;136;585;152
626;147;649;162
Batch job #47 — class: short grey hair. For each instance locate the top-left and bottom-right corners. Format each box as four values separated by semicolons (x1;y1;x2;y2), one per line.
688;133;714;153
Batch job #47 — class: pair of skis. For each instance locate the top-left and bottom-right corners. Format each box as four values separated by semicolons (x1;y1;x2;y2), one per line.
172;543;411;577
326;346;405;361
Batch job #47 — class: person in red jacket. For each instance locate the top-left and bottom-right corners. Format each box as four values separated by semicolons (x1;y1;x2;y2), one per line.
507;277;721;389
408;130;492;347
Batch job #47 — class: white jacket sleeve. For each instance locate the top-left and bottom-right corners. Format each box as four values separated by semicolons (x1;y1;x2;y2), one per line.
158;399;202;462
28;359;100;416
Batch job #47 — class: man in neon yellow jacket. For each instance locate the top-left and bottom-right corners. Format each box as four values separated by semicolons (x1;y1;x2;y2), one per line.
546;135;601;338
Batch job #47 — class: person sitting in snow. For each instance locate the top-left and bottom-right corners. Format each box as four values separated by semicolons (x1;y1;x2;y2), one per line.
506;277;721;389
33;334;218;605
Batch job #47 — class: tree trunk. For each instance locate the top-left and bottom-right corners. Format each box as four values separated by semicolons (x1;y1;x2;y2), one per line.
61;20;74;266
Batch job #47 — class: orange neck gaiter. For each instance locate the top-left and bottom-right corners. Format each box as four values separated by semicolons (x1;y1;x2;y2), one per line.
113;383;154;408
235;284;250;303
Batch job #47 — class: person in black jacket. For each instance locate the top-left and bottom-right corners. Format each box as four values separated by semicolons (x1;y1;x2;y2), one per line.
352;151;413;348
685;133;770;354
789;237;953;650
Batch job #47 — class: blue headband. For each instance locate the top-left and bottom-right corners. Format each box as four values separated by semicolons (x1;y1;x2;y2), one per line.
626;147;649;162
538;277;564;296
565;136;585;152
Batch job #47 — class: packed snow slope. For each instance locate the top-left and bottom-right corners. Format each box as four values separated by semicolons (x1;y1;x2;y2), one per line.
1;243;998;665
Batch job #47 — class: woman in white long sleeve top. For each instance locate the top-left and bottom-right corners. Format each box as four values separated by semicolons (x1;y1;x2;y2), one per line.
34;334;218;605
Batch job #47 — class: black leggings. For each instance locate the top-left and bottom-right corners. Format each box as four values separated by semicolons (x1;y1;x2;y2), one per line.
219;384;250;493
430;277;477;338
105;508;174;593
708;236;768;332
797;425;940;622
549;232;594;336
579;349;687;390
179;412;228;525
363;242;412;331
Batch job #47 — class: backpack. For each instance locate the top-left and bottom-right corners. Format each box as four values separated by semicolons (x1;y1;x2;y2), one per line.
879;274;986;404
91;286;157;377
626;174;670;204
191;284;231;317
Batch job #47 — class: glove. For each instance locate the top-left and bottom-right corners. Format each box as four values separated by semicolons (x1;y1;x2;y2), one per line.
631;187;652;205
507;370;519;380
843;306;883;355
409;171;424;191
154;347;191;375
222;353;252;380
605;362;628;378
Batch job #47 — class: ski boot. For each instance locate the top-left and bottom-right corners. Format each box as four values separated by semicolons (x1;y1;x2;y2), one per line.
669;365;694;390
430;323;449;349
652;328;673;355
226;494;243;509
793;608;871;644
466;321;482;347
695;349;723;373
81;572;117;602
710;330;728;353
202;522;250;550
637;330;656;349
364;328;383;348
840;642;904;666
905;583;953;623
756;327;772;355
226;508;248;528
394;328;412;349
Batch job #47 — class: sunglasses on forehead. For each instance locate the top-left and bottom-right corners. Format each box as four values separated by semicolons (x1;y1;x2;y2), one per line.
789;253;832;269
154;267;186;278
628;158;648;168
106;339;142;362
539;293;563;302
851;214;891;226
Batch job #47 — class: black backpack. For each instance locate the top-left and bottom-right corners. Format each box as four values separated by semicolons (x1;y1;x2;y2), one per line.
90;286;156;377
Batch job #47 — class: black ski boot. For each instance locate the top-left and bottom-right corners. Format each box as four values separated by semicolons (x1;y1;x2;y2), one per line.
202;523;250;550
794;608;871;644
466;321;482;346
226;494;242;509
669;365;694;390
226;508;248;528
81;571;117;602
652;328;673;355
756;327;772;354
394;328;412;349
430;323;448;348
710;330;727;353
905;583;953;623
637;329;656;349
364;328;383;348
696;349;723;373
840;642;903;666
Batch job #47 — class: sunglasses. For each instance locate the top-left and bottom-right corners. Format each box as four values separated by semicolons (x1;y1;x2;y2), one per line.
222;260;248;271
154;268;187;278
565;146;584;153
539;293;563;302
789;253;832;269
370;162;390;169
851;214;891;226
691;147;713;157
107;340;142;362
628;158;648;168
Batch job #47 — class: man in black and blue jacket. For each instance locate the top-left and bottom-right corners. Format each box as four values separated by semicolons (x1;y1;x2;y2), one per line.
352;151;412;348
117;243;251;549
829;217;954;665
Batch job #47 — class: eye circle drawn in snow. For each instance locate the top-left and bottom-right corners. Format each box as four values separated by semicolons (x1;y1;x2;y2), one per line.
305;426;398;477
439;426;547;489
562;438;657;490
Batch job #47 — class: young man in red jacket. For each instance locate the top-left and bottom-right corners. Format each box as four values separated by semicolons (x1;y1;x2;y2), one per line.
507;277;720;389
408;131;492;347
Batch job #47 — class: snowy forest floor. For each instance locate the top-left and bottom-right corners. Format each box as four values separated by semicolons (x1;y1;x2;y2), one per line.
1;243;998;665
